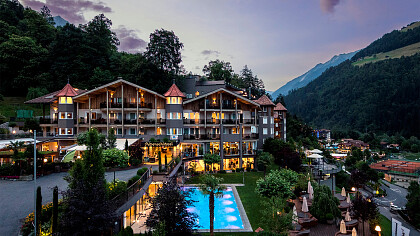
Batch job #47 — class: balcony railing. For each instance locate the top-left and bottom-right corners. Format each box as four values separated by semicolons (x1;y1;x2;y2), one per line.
183;134;220;140
243;133;259;139
183;119;200;124
100;102;153;109
39;118;58;124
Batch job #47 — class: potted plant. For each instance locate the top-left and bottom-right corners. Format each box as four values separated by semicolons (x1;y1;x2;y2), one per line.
325;213;334;224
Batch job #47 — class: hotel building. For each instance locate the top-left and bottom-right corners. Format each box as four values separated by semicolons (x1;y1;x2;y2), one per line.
26;77;286;170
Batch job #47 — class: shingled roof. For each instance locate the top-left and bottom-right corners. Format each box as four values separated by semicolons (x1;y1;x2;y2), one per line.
56;83;78;97
25;87;87;104
274;102;287;111
255;95;275;106
164;84;185;97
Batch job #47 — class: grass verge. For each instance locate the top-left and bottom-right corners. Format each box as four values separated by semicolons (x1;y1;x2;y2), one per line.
379;214;391;236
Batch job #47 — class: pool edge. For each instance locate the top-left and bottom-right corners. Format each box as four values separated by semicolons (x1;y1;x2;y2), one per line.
184;184;253;233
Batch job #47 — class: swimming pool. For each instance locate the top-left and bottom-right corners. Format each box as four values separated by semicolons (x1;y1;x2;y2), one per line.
184;186;244;230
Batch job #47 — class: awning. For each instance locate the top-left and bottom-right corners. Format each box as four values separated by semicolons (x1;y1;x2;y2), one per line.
309;149;323;154
115;139;139;150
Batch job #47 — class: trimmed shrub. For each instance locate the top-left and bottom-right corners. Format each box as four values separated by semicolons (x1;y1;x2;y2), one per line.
107;180;128;199
127;175;140;186
137;167;149;176
103;148;129;168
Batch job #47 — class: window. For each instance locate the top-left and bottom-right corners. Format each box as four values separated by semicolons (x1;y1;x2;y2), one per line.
91;112;96;120
263;128;268;135
167;97;182;104
271;128;274;135
59;112;73;119
167;128;182;135
59;128;73;135
263;117;267;124
117;128;122;135
276;123;278;127
172;97;177;104
276;131;278;136
263;106;267;112
59;97;73;104
271;117;274;123
129;113;136;120
130;97;136;103
129;128;136;135
167;112;181;119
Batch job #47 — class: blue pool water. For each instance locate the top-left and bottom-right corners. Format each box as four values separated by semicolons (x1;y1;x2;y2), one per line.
184;187;244;230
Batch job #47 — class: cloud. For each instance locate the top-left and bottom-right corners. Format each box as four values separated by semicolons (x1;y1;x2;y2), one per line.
320;0;341;13
114;26;147;53
21;0;112;24
201;49;220;57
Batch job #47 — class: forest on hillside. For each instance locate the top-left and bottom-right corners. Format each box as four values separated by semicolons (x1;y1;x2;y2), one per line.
353;22;420;60
0;0;265;100
284;54;420;138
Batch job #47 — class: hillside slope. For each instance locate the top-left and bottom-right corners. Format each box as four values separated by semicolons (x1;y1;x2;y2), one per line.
271;51;357;99
284;54;420;137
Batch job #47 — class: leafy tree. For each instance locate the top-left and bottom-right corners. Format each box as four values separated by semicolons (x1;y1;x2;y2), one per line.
61;129;114;235
199;174;226;236
146;180;197;235
351;194;379;234
310;185;341;222
263;138;302;172
256;169;298;199
240;65;265;97
259;197;293;234
23;118;40;132
406;181;420;228
124;139;129;152
128;141;143;166
145;29;184;73
26;87;48;101
257;152;273;176
107;128;117;149
103;148;129;168
203;152;220;172
202;59;234;83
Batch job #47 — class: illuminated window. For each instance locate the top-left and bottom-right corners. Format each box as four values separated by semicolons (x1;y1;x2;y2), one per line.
66;112;73;119
130;97;136;103
172;97;177;104
67;128;73;135
178;97;182;104
60;112;65;119
263;117;267;124
166;97;171;104
263;128;268;135
59;97;73;104
263;106;267;112
59;128;65;135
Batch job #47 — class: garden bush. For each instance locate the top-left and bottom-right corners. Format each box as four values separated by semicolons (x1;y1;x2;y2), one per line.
137;167;149;176
0;163;15;176
103;148;129;168
107;179;127;199
218;170;227;174
127;175;140;186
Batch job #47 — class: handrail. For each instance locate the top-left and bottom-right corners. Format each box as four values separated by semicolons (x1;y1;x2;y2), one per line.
111;167;152;209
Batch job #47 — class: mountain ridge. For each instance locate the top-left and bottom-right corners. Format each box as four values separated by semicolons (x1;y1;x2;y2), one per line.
271;50;358;100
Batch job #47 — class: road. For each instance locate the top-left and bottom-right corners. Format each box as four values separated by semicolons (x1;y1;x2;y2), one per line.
0;165;158;236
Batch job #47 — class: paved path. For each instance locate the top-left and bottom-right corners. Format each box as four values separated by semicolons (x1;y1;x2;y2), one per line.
0;165;157;236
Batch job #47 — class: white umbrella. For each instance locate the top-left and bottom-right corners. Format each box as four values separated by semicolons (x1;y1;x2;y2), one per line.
341;187;346;197
307;181;312;194
302;197;309;212
310;149;323;154
346;193;351;204
307;153;323;158
352;227;357;236
309;186;314;200
292;206;298;224
340;220;347;234
345;211;351;221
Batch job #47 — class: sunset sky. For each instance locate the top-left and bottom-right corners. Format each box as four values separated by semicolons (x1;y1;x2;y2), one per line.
21;0;420;90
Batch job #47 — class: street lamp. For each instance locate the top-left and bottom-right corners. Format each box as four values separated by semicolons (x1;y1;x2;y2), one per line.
375;225;381;236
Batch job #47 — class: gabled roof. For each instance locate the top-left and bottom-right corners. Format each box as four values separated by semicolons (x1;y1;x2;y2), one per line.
164;84;185;97
73;79;165;99
183;88;261;107
255;95;275;106
274;102;287;111
25;88;87;104
56;83;78;97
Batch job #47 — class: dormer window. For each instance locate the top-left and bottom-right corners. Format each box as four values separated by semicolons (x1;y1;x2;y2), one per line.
166;97;182;104
59;97;73;104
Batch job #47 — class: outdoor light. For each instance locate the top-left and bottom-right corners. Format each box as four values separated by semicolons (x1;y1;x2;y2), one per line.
351;187;356;192
375;225;381;236
43;158;48;163
12;130;16;134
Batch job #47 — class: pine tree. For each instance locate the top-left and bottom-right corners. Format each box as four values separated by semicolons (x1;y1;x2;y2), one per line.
61;129;114;235
36;186;42;236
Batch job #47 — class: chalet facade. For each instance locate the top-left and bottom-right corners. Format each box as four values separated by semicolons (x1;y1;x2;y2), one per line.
26;78;287;170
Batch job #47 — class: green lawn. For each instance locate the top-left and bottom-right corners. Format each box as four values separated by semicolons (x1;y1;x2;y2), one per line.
0;97;45;121
379;214;391;236
187;172;266;231
402;152;420;161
